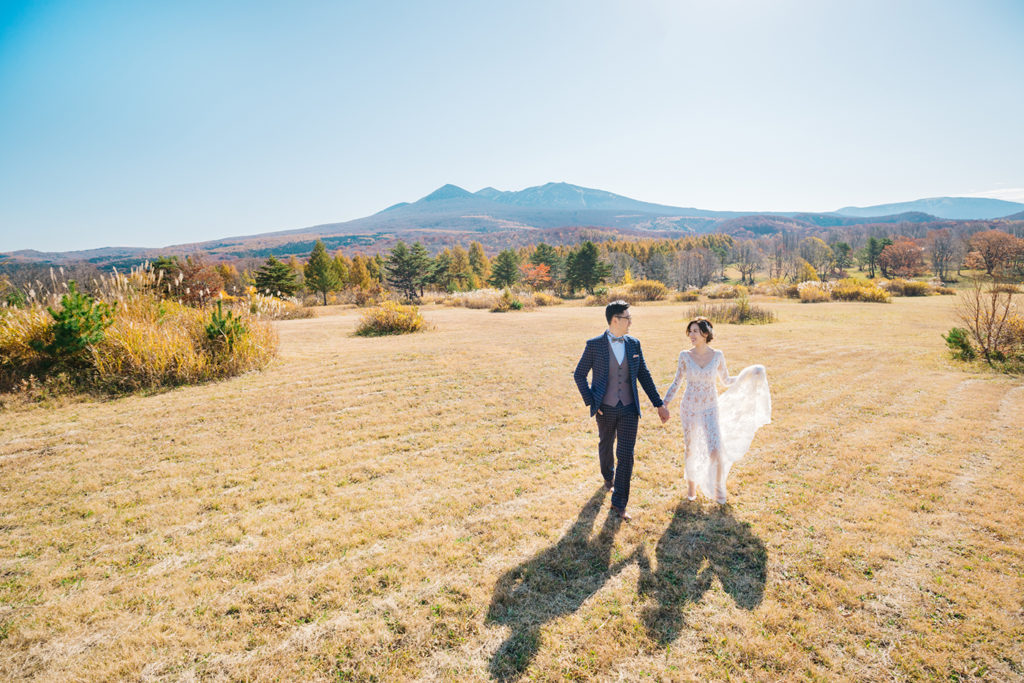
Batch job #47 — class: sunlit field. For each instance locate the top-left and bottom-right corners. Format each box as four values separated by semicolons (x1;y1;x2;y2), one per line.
2;297;1022;681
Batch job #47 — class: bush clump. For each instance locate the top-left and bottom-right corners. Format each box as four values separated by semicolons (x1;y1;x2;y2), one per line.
623;280;668;302
797;282;831;303
830;278;891;303
686;296;776;325
884;278;932;296
674;289;700;302
492;289;526;312
751;279;789;297
532;292;560;306
943;327;976;361
702;284;746;299
443;289;502;310
1;292;278;393
354;301;427;336
30;282;113;372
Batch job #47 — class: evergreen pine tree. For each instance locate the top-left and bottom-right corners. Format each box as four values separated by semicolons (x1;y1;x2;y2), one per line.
254;255;300;297
564;241;610;294
385;241;421;301
304;240;340;305
530;242;563;281
432;249;456;292
409;242;433;297
489;249;521;288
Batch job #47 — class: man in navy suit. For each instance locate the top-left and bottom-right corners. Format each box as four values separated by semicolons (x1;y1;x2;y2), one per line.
574;300;669;520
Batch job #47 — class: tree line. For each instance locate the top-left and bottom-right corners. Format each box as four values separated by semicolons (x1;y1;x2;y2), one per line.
4;222;1022;309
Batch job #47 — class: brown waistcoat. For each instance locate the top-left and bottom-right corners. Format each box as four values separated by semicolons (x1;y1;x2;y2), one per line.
602;343;634;407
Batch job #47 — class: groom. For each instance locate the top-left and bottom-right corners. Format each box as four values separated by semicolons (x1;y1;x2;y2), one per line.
574;300;669;521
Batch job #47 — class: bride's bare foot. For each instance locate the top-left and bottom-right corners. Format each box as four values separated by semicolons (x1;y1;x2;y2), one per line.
715;480;728;504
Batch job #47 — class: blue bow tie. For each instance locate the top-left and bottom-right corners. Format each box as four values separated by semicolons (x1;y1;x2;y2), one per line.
609;335;625;344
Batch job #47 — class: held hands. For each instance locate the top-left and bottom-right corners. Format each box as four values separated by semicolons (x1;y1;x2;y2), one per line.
657;405;670;424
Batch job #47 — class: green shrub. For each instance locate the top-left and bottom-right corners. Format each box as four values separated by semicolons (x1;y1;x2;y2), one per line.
30;281;113;371
355;301;427;336
206;301;247;352
943;327;976;361
492;289;525;312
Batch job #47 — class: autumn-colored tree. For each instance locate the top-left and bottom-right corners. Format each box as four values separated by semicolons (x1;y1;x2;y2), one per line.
450;245;473;290
799;237;834;280
468;241;490;283
794;258;819;283
215;263;244;295
878;240;925;278
924;229;963;281
968;229;1022;277
733;239;764;285
349;254;374;289
178;255;225;306
520;262;553;290
332;252;352;285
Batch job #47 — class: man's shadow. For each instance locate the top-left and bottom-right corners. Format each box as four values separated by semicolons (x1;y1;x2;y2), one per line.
637;502;767;646
486;487;627;680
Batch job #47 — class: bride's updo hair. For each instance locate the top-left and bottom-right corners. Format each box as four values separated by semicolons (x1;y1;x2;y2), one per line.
687;317;714;342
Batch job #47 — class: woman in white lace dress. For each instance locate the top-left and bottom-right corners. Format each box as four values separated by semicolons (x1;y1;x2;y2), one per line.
662;317;771;503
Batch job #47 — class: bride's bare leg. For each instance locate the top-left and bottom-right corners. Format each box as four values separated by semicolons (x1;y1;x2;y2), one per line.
687;479;697;500
711;450;727;503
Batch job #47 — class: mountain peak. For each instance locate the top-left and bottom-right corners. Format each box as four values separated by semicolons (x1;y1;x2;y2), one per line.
836;196;1024;220
419;184;473;202
474;186;503;200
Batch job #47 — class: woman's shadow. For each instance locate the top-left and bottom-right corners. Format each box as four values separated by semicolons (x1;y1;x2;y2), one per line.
637;502;767;646
485;487;627;680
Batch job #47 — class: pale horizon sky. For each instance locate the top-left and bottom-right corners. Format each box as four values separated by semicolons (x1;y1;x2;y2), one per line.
1;0;1023;252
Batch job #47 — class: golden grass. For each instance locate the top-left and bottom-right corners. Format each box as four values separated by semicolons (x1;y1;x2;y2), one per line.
1;297;1022;680
1;293;278;393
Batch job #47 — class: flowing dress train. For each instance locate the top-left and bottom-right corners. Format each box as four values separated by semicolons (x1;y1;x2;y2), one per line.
662;350;771;499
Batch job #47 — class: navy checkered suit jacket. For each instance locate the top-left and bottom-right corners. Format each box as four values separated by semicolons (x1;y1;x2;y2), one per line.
573;332;664;418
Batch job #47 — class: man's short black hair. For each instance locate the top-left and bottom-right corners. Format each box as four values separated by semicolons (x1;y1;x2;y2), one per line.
605;300;630;325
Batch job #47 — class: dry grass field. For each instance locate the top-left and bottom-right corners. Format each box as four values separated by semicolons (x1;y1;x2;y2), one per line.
2;296;1023;681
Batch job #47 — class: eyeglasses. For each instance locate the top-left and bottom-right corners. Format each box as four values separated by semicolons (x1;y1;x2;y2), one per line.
614;315;632;320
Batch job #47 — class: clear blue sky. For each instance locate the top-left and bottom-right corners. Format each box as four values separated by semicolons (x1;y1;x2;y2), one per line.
1;0;1022;252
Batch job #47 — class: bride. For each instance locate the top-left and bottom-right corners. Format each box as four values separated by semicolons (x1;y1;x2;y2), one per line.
662;317;771;503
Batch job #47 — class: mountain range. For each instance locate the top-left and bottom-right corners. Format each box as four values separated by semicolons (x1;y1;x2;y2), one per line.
3;183;1023;267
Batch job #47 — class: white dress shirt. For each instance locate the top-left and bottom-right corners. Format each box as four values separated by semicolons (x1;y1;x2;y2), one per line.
607;331;626;365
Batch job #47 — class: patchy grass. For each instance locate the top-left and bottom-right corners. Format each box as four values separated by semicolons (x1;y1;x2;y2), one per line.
1;298;1022;680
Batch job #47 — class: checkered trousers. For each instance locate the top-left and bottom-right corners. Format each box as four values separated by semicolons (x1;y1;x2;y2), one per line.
596;403;639;510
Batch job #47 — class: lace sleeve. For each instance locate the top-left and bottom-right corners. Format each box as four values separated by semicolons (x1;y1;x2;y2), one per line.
662;352;686;405
717;351;736;386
